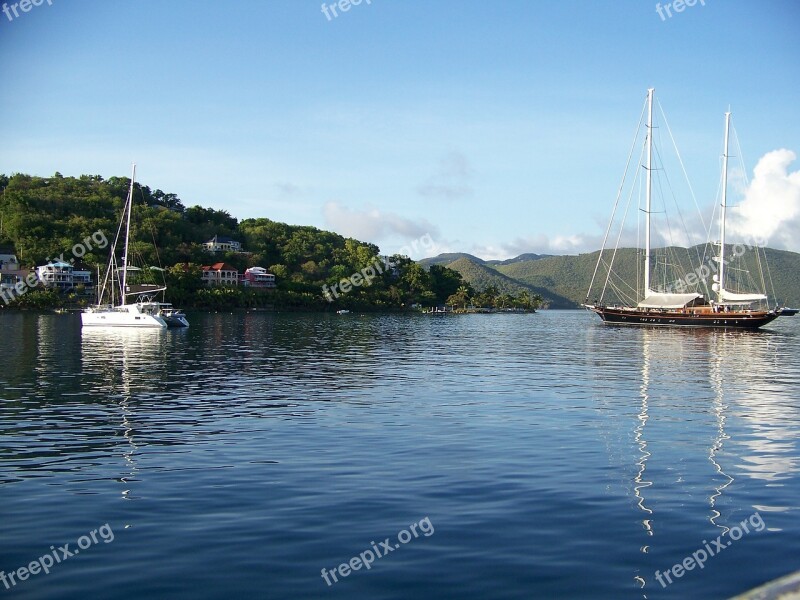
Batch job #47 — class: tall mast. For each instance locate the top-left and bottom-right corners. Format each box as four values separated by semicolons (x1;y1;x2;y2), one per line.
718;112;731;303
121;163;136;306
644;88;654;296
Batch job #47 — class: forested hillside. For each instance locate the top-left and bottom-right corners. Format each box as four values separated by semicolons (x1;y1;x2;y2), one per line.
0;173;467;310
427;246;800;308
4;172;798;311
439;257;575;309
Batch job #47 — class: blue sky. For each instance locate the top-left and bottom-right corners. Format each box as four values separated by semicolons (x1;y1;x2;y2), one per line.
1;0;799;258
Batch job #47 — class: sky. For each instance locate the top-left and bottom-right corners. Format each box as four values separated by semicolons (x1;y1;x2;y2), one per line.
1;0;799;259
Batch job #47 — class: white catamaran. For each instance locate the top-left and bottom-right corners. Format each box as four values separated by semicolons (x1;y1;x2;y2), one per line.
585;88;782;329
81;164;189;329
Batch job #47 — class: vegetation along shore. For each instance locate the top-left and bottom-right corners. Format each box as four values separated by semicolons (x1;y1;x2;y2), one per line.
3;172;798;313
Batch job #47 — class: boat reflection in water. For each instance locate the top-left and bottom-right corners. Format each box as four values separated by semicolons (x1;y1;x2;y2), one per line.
80;327;176;502
707;329;800;523
707;332;735;533
596;324;798;596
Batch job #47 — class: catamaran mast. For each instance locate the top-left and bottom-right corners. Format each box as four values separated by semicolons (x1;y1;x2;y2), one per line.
717;112;731;304
121;163;136;307
644;88;654;296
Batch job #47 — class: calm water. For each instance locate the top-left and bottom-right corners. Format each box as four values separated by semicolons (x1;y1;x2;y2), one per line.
1;310;799;599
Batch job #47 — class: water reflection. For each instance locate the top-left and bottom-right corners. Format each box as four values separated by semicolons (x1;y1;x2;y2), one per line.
633;330;653;592
633;327;799;491
80;327;173;396
635;328;653;536
1;312;799;600
81;328;172;501
2;313;79;398
619;325;800;594
730;349;799;486
708;328;800;524
708;332;734;533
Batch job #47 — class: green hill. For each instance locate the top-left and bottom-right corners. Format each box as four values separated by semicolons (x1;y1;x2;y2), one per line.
437;256;578;309
0;172;469;310
424;245;800;308
488;253;553;266
418;253;487;268
5;171;798;311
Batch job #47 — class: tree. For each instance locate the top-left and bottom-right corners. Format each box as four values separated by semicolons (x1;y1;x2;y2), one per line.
517;290;531;309
497;294;515;309
165;263;204;305
429;264;466;303
447;285;471;309
399;262;432;303
0;171;481;311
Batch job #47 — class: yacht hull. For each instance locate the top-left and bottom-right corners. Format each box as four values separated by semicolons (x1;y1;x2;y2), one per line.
81;307;167;328
588;306;779;329
79;164;186;330
161;313;190;327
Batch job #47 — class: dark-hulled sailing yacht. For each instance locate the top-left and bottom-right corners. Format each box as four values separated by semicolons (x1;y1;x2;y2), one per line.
585;89;782;329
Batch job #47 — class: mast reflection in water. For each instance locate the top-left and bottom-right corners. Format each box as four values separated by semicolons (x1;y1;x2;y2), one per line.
0;311;798;599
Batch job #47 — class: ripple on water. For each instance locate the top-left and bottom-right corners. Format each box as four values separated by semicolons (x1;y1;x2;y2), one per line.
1;311;800;599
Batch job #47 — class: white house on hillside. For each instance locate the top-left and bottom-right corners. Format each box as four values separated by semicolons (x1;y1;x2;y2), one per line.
203;236;243;253
0;253;19;272
36;261;73;291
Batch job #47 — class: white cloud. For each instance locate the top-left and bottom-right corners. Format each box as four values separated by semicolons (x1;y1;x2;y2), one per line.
322;201;439;245
486;149;800;259
728;149;800;251
416;151;475;200
510;233;607;255
465;244;514;262
651;223;705;249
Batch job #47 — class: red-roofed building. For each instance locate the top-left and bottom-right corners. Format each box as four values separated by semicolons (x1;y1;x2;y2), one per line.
201;263;239;286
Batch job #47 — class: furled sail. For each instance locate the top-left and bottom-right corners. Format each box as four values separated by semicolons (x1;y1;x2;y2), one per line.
719;289;767;304
637;292;703;309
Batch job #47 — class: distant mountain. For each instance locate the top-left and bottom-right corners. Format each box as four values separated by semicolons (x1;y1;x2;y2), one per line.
419;245;800;308
421;252;552;268
497;249;640;307
418;253;486;269
487;253;553;266
432;256;578;309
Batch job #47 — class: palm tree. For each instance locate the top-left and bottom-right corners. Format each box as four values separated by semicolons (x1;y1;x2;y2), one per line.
497;294;514;309
457;285;471;308
447;285;470;309
518;290;531;310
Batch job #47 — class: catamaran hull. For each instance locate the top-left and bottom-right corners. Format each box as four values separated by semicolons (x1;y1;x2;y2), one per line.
588;307;779;329
81;312;167;328
161;314;190;327
81;165;188;330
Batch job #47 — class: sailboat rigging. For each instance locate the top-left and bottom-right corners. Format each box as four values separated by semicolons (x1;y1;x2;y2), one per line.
585;89;784;329
81;164;189;328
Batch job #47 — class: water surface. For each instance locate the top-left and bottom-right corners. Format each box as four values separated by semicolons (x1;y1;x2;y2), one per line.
1;310;799;599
